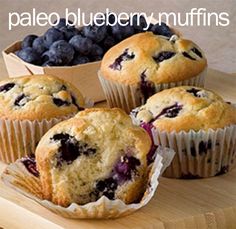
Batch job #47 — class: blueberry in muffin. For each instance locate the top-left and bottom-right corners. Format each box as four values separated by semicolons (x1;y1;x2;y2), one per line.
35;108;151;206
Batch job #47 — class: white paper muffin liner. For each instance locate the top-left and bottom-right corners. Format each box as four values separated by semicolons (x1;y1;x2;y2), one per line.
1;146;175;219
98;68;206;113
0;116;72;164
0;98;93;164
151;125;236;178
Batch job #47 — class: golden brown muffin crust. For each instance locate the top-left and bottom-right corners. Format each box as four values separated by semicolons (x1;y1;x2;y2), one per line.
134;86;236;132
0;75;85;121
101;32;207;85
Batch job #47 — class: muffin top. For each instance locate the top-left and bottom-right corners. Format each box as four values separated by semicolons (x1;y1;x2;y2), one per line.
36;108;151;206
100;32;207;85
0;75;85;121
133;86;236;132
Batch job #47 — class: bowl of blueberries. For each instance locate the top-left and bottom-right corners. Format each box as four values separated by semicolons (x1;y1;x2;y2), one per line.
2;13;178;102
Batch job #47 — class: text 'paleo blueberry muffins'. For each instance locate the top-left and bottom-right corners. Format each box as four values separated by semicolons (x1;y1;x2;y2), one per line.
99;32;207;113
131;86;236;178
0;74;85;163
35;108;151;207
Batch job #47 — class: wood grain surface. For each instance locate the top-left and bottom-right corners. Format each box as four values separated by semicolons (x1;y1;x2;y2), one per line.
0;61;236;228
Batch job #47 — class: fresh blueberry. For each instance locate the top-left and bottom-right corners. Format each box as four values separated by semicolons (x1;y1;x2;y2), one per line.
17;47;41;65
111;22;135;41
93;12;106;25
89;44;104;57
102;35;116;50
151;22;174;37
41;60;56;66
98;12;116;26
69;35;93;55
107;13;115;25
41;51;53;62
71;55;90;65
59;26;79;41
49;40;75;65
32;37;46;55
147;23;154;31
0;83;15;93
109;48;135;70
43;28;64;48
83;25;107;43
153;51;176;63
90;55;103;61
104;13;116;34
53;18;74;29
131;15;147;32
21;34;38;49
15;50;20;56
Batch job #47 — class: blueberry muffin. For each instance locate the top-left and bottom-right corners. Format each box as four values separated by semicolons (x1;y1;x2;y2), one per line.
0;74;85;163
35;108;151;206
132;86;236;178
99;32;207;112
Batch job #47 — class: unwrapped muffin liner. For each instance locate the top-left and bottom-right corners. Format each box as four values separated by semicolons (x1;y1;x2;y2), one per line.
1;146;175;219
98;68;206;113
151;125;236;178
0;98;94;164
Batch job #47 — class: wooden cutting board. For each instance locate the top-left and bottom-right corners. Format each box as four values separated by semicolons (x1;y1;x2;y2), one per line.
0;60;236;228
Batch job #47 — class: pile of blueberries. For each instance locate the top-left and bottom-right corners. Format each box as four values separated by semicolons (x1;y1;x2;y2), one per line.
16;14;174;67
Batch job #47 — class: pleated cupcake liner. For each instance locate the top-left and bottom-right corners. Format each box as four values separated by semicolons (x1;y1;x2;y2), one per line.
151;125;236;178
1;146;175;219
0;98;94;164
98;68;206;113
